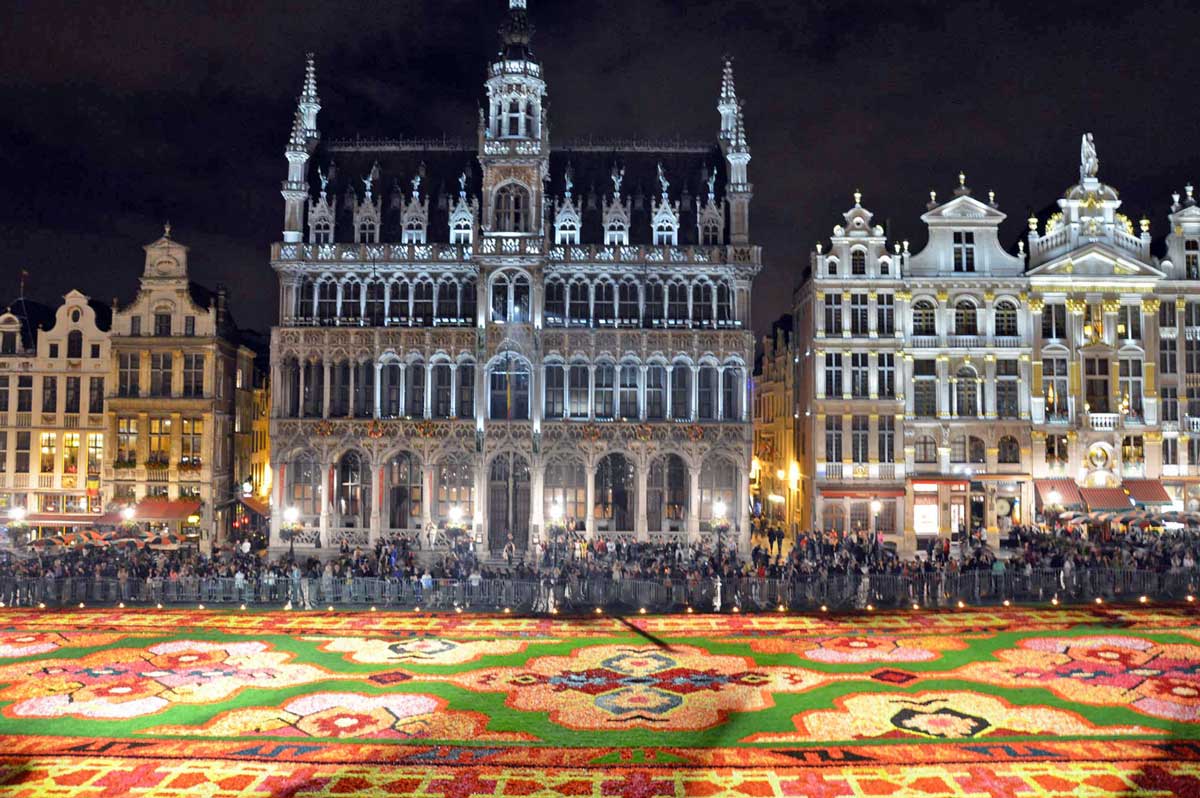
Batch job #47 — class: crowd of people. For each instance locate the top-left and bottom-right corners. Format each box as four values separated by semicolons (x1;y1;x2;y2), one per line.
0;519;1196;610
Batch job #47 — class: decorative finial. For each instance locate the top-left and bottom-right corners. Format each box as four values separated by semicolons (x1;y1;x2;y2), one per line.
815;242;823;254
929;190;937;204
564;164;574;199
989;190;996;205
510;0;526;8
853;190;862;207
902;240;910;254
720;56;737;105
1018;240;1026;256
163;221;172;240
657;163;669;197
301;53;319;104
1188;183;1195;200
959;171;966;187
1028;214;1038;232
611;165;625;197
459;172;468;198
1140;217;1151;234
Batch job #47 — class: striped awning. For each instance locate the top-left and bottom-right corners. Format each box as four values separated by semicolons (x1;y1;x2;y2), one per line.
1079;487;1135;512
1035;479;1083;508
1122;479;1172;506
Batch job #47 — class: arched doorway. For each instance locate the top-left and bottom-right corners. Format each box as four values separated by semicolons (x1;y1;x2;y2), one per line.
647;454;688;535
488;453;530;551
385;452;422;532
595;453;636;534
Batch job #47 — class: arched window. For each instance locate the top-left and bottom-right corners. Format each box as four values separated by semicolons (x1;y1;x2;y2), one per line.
618;281;639;325
606;220;628;246
491;271;530;324
955;300;978;336
330;361;351;417
716;282;733;325
461;278;477;322
671;362;691;419
412;280;434;323
722;364;743;421
489;354;530;420
694;282;714;325
437;280;459;322
341;282;362;323
313;218;333;244
66;330;82;359
568;361;589;418
389;282;410;324
457;359;475;419
645;282;664;325
594;281;615;324
668;282;689;324
568;280;590;326
998;436;1021;464
545;280;566;325
969;436;986;464
595;453;636;532
701;221;720;246
280;358;301;417
697;364;719;421
495;184;530;233
995;300;1018;337
956;367;979;418
645;364;667;419
452;218;472;246
366;281;386;326
915;436;938;463
353;361;374;418
544;362;566;419
594;362;616;419
380;362;402;418
385;452;422;531
297;278;317;321
286;452;322;520
851;249;867;275
619;363;639;418
335;451;369;528
491;273;509;322
317;280;338;324
405;359;425;418
912;300;937;336
432;362;453;418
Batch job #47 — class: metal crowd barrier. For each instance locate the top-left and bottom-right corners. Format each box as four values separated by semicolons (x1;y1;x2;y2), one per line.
0;568;1195;613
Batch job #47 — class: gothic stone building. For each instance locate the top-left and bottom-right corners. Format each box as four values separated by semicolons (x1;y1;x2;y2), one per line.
268;1;762;553
797;139;1200;552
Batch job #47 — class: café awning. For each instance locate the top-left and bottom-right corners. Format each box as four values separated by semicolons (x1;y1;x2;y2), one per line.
1122;479;1172;506
1035;478;1083;508
1079;487;1135;512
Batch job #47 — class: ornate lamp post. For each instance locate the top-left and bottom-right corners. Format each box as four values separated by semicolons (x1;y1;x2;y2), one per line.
548;500;566;567
445;506;467;553
281;507;302;560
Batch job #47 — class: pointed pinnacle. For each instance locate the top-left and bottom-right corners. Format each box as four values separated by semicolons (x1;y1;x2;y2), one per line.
733;101;749;151
721;57;737;104
301;53;319;104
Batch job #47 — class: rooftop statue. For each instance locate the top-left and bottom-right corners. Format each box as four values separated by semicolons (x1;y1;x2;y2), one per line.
1081;133;1099;183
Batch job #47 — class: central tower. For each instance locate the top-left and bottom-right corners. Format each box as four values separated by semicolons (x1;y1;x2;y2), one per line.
479;0;549;237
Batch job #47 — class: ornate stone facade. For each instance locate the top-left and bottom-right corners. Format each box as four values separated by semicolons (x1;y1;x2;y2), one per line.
268;1;762;554
797;137;1200;553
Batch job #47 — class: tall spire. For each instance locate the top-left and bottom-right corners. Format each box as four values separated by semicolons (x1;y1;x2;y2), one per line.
499;0;535;61
718;57;739;143
297;53;321;135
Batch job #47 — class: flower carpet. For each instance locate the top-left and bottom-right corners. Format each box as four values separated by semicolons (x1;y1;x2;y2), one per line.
0;607;1197;796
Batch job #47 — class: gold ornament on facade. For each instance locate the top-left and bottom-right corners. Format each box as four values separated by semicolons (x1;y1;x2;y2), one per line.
634;424;654;443
1143;298;1161;313
363;420;385;440
685;425;706;443
1102;299;1121;314
580;424;604;444
313;420;335;437
414;420;438;439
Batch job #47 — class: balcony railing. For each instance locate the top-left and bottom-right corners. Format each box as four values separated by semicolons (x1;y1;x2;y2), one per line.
1088;413;1119;431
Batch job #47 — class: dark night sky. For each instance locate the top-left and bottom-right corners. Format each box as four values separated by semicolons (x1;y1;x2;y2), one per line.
2;0;1199;342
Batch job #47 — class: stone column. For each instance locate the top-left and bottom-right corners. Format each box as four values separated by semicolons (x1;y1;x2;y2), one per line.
421;463;435;532
687;464;701;543
319;459;332;547
322;361;332;419
373;363;382;419
585;461;597;539
530;459;545;547
635;461;649;542
370;465;383;544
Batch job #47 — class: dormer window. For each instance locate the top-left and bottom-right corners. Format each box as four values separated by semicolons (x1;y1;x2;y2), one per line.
452;220;472;246
495;184;529;233
313;220;333;244
827;258;838;276
403;220;426;245
654;222;677;247
357;221;377;243
701;221;720;246
0;331;15;354
851;250;866;275
953;231;976;272
606;222;627;246
1186;239;1199;279
556;221;579;246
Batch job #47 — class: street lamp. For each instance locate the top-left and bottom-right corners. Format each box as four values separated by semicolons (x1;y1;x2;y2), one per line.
282;507;301;559
448;506;463;526
120;507;136;523
7;507;26;524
